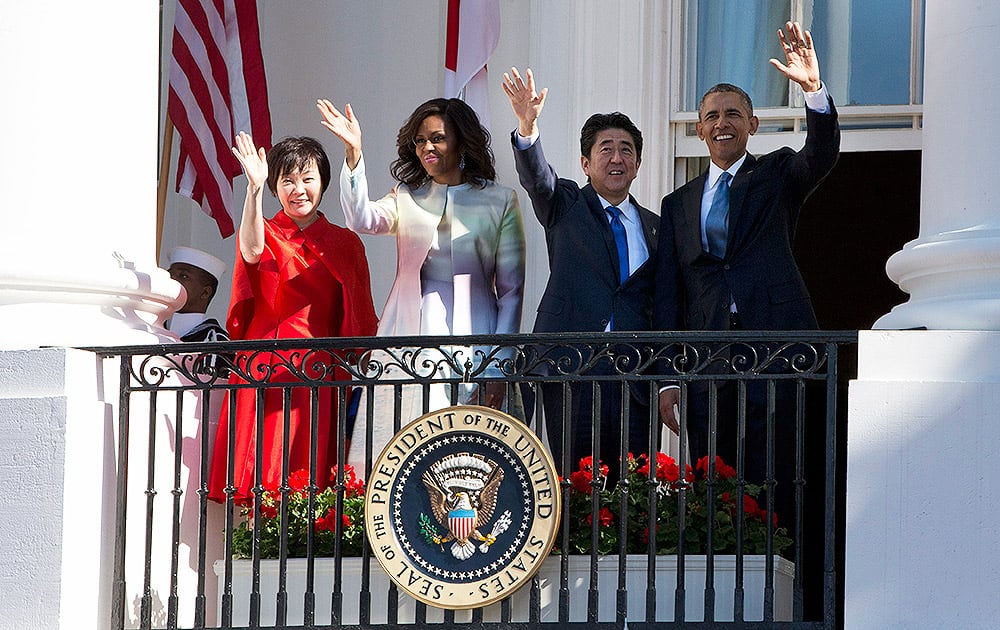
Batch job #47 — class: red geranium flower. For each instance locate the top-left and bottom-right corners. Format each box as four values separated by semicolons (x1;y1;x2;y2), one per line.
569;469;592;494
587;507;614;527
636;454;650;475
314;507;338;532
540;452;792;558
288;469;310;493
636;452;681;483
717;460;737;480
330;464;365;497
578;455;609;477
655;452;681;482
696;455;737;480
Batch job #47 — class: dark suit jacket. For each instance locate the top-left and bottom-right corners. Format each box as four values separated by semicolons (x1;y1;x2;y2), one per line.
653;99;840;332
512;134;659;333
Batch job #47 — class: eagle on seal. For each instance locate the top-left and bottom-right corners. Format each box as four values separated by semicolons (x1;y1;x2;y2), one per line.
422;452;504;560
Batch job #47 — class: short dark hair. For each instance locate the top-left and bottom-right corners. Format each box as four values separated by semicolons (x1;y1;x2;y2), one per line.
265;136;332;196
391;98;496;188
579;112;643;160
698;83;754;119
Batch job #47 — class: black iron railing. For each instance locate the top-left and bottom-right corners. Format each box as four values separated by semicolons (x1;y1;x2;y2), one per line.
90;331;856;630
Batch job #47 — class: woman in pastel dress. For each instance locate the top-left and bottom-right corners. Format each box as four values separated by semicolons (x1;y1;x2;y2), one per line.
317;97;525;471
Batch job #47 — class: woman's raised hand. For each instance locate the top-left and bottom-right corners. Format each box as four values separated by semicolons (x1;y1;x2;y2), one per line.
231;131;267;191
317;99;362;169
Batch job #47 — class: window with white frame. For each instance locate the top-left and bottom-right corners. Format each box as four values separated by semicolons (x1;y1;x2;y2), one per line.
683;0;924;111
670;0;925;176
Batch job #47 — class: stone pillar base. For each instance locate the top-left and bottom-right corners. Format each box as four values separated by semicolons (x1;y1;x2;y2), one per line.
875;229;1000;331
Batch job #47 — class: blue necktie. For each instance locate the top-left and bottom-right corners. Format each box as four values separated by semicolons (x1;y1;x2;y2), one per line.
705;171;732;258
607;206;629;283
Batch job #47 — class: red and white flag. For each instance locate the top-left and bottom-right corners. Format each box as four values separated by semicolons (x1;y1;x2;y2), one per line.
168;0;271;238
444;0;500;129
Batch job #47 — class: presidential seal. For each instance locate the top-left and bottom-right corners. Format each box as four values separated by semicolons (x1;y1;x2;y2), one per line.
364;405;560;610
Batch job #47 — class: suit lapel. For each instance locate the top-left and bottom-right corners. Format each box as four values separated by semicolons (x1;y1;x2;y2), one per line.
683;172;708;254
632;195;657;250
725;154;757;255
582;184;622;282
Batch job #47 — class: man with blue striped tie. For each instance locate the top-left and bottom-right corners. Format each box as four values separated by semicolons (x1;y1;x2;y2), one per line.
654;21;840;521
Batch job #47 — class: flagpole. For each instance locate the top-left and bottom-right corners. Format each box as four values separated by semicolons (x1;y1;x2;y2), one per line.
156;113;174;261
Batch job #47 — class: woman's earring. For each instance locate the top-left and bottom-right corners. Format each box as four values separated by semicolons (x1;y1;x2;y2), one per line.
459;153;466;170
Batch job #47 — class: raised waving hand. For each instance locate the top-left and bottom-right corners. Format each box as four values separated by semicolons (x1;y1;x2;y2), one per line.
231;131;268;191
317;99;362;170
230;131;267;264
769;21;822;93
502;67;547;138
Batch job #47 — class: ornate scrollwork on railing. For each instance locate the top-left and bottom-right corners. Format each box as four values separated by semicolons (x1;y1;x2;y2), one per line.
129;354;179;387
515;342;658;379
229;348;342;385
115;333;846;391
128;352;230;387
353;343;527;383
355;346;464;382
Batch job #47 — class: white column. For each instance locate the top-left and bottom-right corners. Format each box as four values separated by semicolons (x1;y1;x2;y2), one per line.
848;3;1000;628
875;1;1000;330
0;3;182;628
0;0;181;351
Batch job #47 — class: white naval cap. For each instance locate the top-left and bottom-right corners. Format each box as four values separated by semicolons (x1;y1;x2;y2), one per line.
168;246;226;281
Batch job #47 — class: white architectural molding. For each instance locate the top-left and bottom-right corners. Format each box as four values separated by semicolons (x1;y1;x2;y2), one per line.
876;0;1000;330
0;263;183;350
0;0;180;351
878;229;1000;330
848;3;1000;628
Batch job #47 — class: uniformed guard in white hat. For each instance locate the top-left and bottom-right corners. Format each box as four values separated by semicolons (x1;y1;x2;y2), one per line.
167;246;230;343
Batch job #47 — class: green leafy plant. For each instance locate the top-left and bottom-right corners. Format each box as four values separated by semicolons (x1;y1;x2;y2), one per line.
555;453;792;557
229;454;790;561
231;465;366;559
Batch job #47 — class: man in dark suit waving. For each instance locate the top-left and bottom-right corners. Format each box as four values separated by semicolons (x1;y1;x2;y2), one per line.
503;67;659;479
654;22;840;511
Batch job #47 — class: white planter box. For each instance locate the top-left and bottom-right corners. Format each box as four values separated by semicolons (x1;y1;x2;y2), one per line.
533;554;794;622
215;554;793;625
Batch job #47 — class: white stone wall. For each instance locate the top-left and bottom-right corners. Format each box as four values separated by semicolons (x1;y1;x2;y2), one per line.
0;349;115;630
847;331;1000;628
0;346;226;630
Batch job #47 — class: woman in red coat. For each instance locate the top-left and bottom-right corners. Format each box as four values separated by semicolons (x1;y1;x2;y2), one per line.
208;134;378;503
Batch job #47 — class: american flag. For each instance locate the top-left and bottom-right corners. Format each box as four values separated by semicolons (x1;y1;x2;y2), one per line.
168;0;271;238
444;0;500;129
